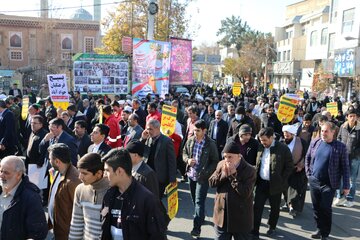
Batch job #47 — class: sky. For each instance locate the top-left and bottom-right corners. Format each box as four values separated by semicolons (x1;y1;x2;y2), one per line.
0;0;299;46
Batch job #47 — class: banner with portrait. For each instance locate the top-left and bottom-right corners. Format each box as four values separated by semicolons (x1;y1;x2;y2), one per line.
169;38;193;85
132;38;171;98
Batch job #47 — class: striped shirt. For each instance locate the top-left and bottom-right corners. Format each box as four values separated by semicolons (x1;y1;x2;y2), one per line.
69;177;109;240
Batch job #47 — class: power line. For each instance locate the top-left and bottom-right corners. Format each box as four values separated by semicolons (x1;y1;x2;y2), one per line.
0;1;127;14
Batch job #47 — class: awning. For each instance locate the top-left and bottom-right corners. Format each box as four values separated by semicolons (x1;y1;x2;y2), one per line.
0;70;15;77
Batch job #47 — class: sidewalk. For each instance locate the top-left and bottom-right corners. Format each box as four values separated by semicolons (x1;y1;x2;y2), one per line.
167;180;360;240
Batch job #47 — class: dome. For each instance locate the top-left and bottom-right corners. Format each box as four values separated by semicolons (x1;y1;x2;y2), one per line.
71;7;93;21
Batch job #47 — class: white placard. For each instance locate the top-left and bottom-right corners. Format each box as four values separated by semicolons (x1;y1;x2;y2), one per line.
28;162;48;189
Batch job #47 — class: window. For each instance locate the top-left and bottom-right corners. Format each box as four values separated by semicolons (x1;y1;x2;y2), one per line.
321;28;328;45
310;30;318;46
328;33;335;58
62;52;72;60
286;31;293;39
283;51;286;61
330;0;339;23
287;50;291;61
84;37;94;53
277;52;281;61
342;8;355;34
61;34;73;50
9;32;22;48
9;50;22;60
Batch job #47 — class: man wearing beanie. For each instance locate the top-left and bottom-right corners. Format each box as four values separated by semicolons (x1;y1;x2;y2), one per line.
209;140;256;240
126;140;159;197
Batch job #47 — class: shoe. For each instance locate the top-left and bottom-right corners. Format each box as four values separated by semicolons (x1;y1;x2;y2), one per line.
342;200;354;207
251;230;260;240
311;231;321;239
333;197;346;206
266;228;275;236
190;228;200;238
280;204;289;211
321;237;329;240
289;208;297;218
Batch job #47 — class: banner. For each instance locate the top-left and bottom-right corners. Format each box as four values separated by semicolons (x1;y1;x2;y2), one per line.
232;82;242;96
166;182;178;220
47;74;69;110
269;83;273;91
21;97;29;120
169;38;193;85
277;95;299;123
160;105;177;136
326;102;338;116
73;53;130;94
132;38;171;98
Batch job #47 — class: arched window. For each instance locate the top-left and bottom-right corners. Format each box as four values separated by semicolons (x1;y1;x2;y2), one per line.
310;30;318;47
62;37;72;50
321;28;328;45
10;33;22;48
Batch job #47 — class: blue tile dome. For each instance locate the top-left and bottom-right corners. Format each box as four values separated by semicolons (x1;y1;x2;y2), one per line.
71;7;93;21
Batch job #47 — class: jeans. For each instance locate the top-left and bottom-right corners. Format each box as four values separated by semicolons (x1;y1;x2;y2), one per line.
214;224;250;240
309;176;335;237
189;178;209;231
335;158;360;201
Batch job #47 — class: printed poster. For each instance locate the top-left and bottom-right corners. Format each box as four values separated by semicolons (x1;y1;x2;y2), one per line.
277;95;299;123
166;182;178;220
132;38;171;98
169;38;193;85
47;74;70;110
160;105;177;136
21;97;29;120
326;102;338;116
232;82;242;96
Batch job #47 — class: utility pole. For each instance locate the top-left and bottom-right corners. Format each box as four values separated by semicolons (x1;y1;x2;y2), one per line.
147;0;158;40
264;43;268;93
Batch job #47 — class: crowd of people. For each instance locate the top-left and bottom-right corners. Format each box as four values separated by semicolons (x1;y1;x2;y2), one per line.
0;82;356;240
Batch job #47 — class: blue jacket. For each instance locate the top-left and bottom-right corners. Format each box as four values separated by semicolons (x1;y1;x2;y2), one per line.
305;138;350;189
1;175;48;240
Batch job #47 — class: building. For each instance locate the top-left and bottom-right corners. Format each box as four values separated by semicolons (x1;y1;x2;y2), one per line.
0;5;101;93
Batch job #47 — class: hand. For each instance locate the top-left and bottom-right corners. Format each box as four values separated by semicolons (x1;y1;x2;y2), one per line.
44;132;55;142
187;158;196;167
343;189;350;196
141;130;149;140
225;161;237;176
295;166;302;172
0;144;5;151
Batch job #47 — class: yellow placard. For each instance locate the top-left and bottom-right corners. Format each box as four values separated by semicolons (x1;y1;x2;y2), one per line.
21;97;29;120
166;182;178;220
269;83;273;91
326;102;338;116
160;105;177;136
277;95;299;123
53;101;69;111
232;82;242;96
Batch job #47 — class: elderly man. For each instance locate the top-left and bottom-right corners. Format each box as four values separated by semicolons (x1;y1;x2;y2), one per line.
209;141;256;240
306;122;350;240
0;156;48;239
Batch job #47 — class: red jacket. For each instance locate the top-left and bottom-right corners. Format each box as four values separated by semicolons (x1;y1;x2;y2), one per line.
146;110;162;123
105;114;122;148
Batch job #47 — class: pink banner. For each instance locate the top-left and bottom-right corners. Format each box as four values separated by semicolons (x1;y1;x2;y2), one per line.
170;38;193;85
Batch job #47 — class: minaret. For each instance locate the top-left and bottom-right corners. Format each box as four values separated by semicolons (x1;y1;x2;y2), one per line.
94;0;101;21
40;0;49;18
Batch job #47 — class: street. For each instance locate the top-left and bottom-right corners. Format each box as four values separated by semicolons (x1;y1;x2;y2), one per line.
167;179;360;240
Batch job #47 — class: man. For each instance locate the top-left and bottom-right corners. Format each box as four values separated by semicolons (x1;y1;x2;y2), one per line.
334;109;360;208
67;104;86;131
126;140;159;197
22;103;42;147
120;106;132;141
38;83;49;99
208;110;228;159
100;148;166;240
227;106;254;138
246;108;261;135
88;123;112;157
48;143;81;239
209;141;256;240
74;120;92;158
111;100;122;122
227;124;259;166
44;97;57;121
69;153;109;240
183;119;219;237
222;104;235;125
39;118;78;166
103;105;122;148
306;97;320;117
24;85;37;104
297;113;315;148
8;83;22;97
0;100;17;158
83;98;96;133
141;119;177;197
25;115;48;170
281;123;307;218
146;102;162;123
184;106;199;143
260;105;282;137
73;91;84;113
123;113;143;147
305;122;350;240
132;98;147;129
0;156;48;239
252;127;293;239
